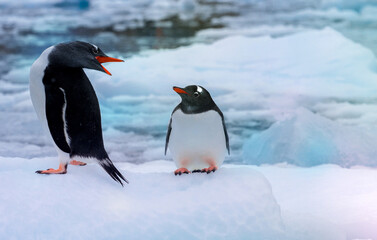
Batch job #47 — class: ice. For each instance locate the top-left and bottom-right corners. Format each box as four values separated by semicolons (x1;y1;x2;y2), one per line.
196;25;309;40
321;0;377;10
104;27;377;100
243;108;377;167
0;157;283;240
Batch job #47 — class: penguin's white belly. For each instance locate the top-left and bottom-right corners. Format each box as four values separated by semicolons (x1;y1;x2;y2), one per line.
169;109;226;169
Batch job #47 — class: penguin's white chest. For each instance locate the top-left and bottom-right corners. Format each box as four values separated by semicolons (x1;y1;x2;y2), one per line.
168;109;226;169
29;46;54;128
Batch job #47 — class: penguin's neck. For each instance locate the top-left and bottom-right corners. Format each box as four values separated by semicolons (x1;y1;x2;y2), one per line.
179;101;216;114
43;65;88;89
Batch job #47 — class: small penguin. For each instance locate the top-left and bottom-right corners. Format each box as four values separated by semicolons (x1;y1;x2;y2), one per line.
165;85;229;175
29;41;128;185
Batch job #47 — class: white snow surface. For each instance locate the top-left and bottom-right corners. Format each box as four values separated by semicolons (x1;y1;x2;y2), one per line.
0;157;283;240
254;164;377;240
1;158;377;239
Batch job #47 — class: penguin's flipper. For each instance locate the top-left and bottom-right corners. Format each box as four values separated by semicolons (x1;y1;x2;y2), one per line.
70;160;87;166
165;105;181;155
44;85;71;154
214;105;230;155
165;118;172;155
36;163;68;174
98;158;129;186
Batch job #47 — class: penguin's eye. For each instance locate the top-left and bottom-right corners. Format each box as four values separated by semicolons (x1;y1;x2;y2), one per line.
93;48;99;54
193;92;200;98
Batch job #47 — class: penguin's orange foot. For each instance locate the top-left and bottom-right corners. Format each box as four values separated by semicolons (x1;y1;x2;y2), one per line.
70;160;87;166
36;163;67;174
201;166;218;174
174;168;190;176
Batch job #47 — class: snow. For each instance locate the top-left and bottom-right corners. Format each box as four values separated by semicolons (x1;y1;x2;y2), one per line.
0;157;283;240
243;108;377;167
255;164;377;240
1;158;377;239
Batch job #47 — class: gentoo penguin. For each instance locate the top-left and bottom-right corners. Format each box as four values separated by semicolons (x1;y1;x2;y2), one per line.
29;41;128;185
165;85;229;175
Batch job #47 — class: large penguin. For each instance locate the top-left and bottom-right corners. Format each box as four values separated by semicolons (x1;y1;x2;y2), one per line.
165;85;229;175
29;41;128;185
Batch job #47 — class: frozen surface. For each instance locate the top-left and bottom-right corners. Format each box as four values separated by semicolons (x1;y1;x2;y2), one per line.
243;108;377;167
0;157;283;240
1;158;376;239
255;164;377;240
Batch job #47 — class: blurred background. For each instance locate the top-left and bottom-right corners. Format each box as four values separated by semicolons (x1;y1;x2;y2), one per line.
2;0;377;166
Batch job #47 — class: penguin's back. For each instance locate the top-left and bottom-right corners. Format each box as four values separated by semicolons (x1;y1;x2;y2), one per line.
169;109;227;169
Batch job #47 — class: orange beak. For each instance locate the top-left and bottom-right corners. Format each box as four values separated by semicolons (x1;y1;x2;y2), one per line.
173;87;188;94
95;56;124;76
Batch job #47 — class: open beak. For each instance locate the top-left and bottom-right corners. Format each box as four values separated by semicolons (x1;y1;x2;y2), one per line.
173;86;188;94
95;56;124;76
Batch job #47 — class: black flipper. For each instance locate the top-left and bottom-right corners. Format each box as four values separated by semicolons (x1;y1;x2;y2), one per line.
165;105;180;155
214;105;230;155
44;83;71;154
165;118;172;155
98;158;129;186
223;118;230;155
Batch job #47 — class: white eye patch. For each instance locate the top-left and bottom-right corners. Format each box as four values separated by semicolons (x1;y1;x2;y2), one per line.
91;44;98;51
196;86;203;93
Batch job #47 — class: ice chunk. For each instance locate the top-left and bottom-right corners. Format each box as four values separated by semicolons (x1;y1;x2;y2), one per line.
243;108;377;167
0;157;284;240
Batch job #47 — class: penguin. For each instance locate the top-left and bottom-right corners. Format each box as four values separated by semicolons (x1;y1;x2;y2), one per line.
165;85;229;175
29;41;128;185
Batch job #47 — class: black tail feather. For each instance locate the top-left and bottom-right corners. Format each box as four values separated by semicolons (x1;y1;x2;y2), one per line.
98;158;129;186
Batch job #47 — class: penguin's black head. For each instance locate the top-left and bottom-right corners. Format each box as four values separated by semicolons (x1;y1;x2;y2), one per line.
173;85;216;113
49;41;123;75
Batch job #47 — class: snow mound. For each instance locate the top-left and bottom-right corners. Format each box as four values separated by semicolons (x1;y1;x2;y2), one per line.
243;108;377;167
0;157;283;240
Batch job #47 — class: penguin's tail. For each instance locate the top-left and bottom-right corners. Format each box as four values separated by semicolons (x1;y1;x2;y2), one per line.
98;158;129;186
